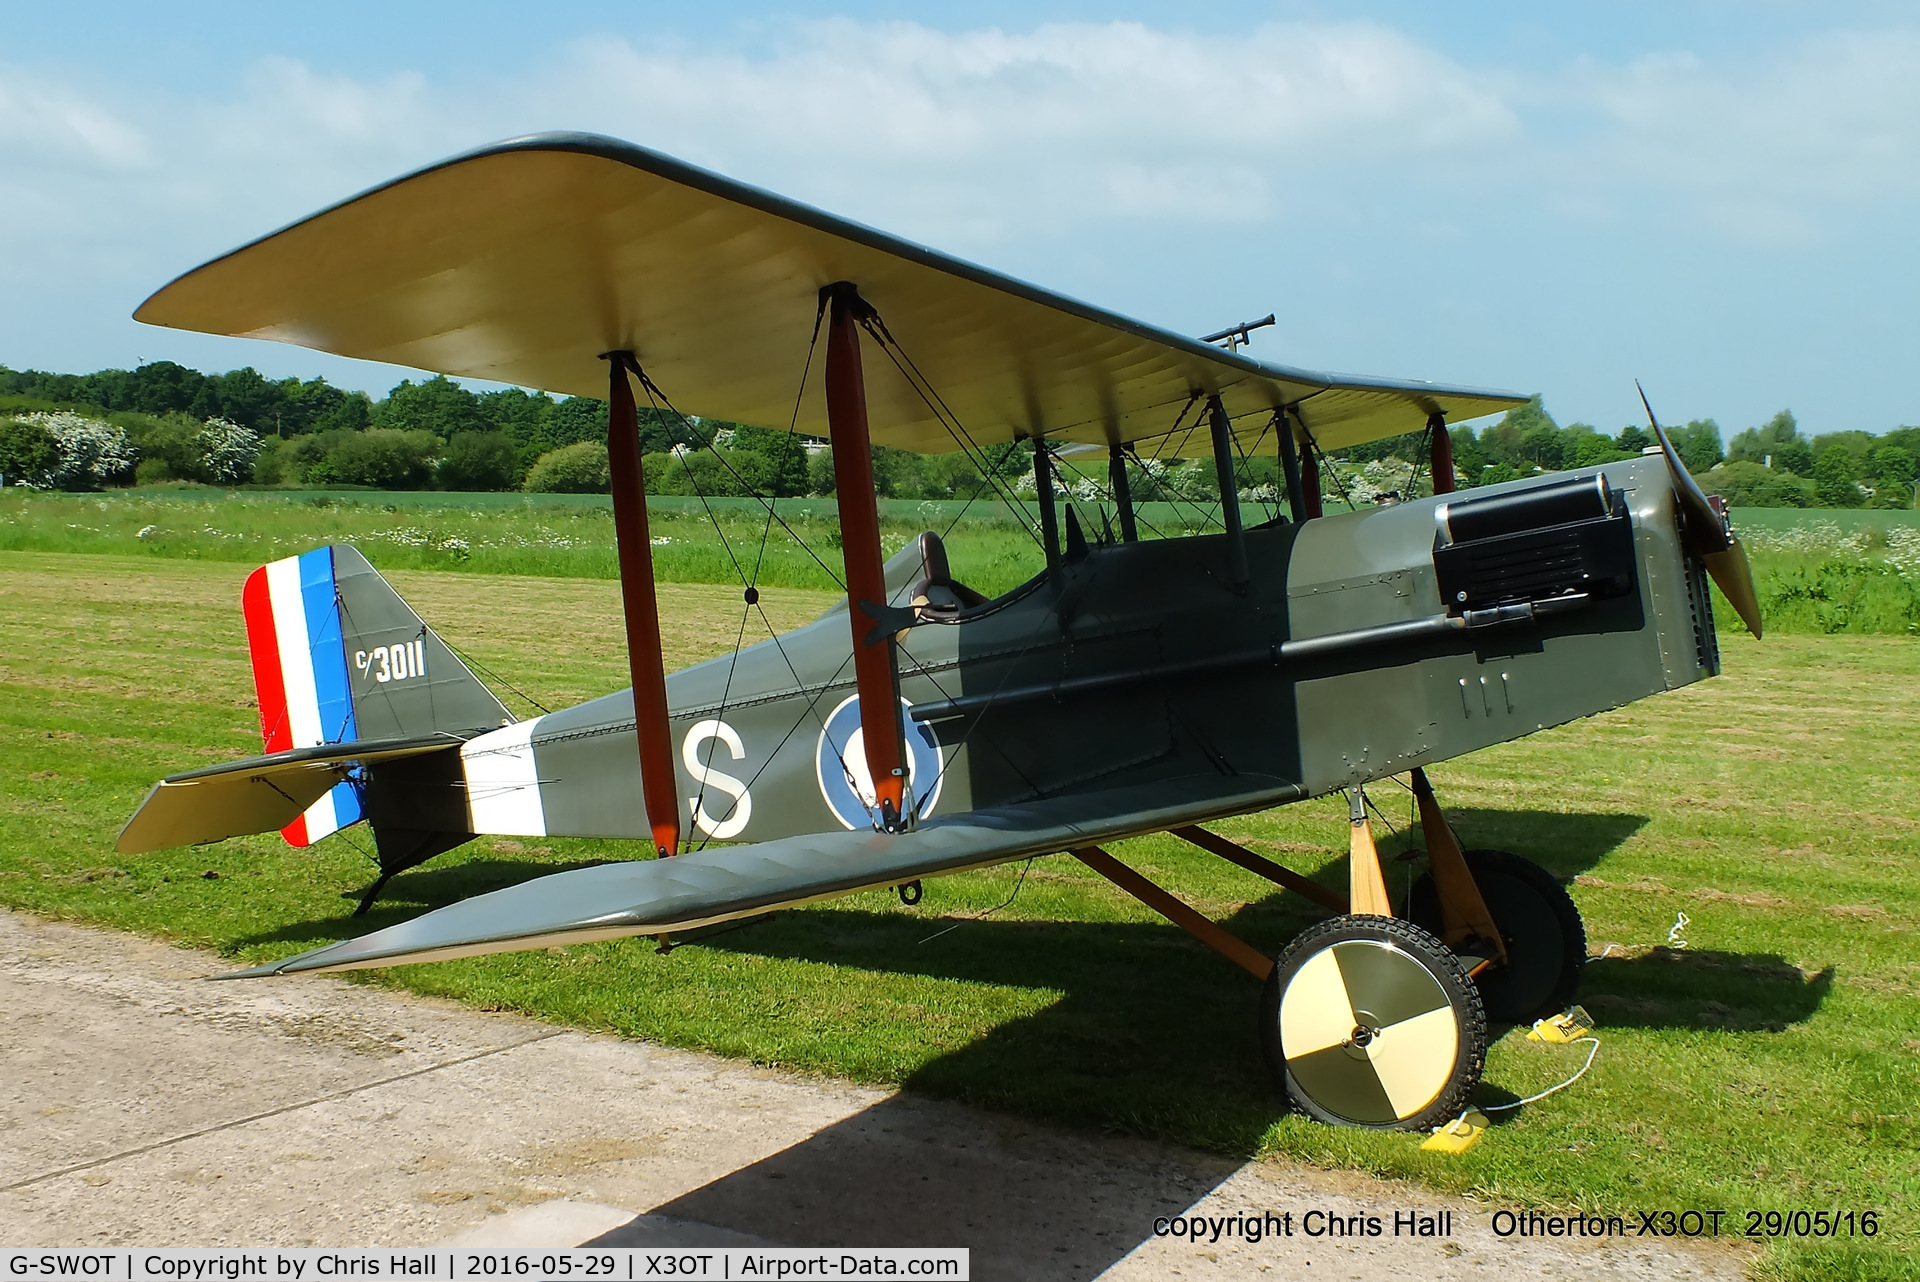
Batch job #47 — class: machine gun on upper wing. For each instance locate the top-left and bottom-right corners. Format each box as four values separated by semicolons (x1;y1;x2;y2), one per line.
119;133;1761;1131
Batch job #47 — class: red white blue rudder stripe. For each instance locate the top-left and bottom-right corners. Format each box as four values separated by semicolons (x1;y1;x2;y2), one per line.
242;548;363;846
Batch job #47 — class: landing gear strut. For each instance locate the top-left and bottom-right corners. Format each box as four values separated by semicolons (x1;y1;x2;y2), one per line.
1069;772;1584;1130
1261;770;1585;1127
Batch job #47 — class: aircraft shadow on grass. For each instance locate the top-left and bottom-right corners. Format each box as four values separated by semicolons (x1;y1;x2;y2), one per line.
245;807;1648;952
234;807;1827;1146
1374;807;1648;880
1577;951;1834;1034
234;858;617;951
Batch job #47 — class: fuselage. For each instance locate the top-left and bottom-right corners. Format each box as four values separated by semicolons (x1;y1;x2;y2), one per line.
445;455;1713;845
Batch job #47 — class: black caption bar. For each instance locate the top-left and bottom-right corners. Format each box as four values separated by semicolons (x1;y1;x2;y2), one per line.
1;1251;968;1282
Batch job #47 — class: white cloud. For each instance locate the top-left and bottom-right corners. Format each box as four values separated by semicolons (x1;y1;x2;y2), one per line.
540;20;1518;240
9;17;1920;278
2;14;1919;428
0;70;148;170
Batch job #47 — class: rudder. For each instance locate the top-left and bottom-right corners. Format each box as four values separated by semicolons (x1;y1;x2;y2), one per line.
242;545;510;847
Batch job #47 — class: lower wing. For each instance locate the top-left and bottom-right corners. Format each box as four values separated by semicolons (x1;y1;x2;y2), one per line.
221;771;1304;977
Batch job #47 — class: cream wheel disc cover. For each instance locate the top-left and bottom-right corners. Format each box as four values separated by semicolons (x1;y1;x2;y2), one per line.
1279;939;1461;1125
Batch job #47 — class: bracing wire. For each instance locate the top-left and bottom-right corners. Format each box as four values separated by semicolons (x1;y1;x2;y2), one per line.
1130;392;1238;536
1129;441;1224;536
1118;445;1177;542
724;645;858;809
1362;789;1400;838
893;632;1047;800
750;293;828;589
687;598;755;852
1088;445;1171;544
855;313;1048;554
938;437;1029;545
436;632;551;717
1229;411;1280;525
1405;421;1432;505
918;856;1038;945
628;360;847;591
622;326;843;849
648;387;754;589
1296;419;1358;512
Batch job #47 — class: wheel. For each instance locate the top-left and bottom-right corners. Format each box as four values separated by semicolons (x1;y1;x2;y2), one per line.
1260;915;1486;1130
1406;850;1586;1025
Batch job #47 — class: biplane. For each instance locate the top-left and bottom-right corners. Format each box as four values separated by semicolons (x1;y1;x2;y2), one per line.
118;133;1762;1131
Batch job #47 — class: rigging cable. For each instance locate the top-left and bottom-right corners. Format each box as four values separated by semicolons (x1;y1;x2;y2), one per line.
435;632;552;718
1405;421;1432;506
918;856;1037;945
750;292;828;589
1296;419;1359;512
854;312;1049;553
848;304;1131;791
629;363;847;591
1229;410;1280;525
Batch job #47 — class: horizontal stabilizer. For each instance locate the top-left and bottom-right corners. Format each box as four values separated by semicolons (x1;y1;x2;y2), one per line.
221;771;1305;977
116;735;463;855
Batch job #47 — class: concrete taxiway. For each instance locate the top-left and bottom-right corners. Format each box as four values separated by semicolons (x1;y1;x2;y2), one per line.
0;910;1745;1278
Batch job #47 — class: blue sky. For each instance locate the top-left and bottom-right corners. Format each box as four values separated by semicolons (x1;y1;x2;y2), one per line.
5;2;1918;436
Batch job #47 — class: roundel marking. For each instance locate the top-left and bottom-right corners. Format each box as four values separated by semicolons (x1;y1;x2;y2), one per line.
815;695;944;831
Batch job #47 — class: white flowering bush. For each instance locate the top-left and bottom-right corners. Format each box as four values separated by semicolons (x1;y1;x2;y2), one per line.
196;417;262;485
1740;520;1871;559
1740;517;1920;583
1071;475;1107;502
1162;459;1219;501
1885;527;1920;579
1343;457;1417;505
20;412;137;490
1240;481;1281;505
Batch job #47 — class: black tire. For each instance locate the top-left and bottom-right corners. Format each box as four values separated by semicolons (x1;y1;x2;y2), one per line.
1406;850;1586;1025
1260;915;1487;1131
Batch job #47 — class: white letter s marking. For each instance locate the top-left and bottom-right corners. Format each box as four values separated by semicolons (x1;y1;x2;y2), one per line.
682;720;752;839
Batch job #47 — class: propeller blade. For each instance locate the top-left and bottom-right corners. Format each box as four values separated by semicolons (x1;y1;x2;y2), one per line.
1635;381;1762;638
1704;539;1764;640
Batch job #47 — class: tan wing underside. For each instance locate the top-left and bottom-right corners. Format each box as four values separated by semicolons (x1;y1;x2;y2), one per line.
136;134;1523;455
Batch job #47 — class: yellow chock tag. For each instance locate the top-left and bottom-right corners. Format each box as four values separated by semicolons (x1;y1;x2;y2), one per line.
1528;1005;1595;1044
1422;1110;1489;1153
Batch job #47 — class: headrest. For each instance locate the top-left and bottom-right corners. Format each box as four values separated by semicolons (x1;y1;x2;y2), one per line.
917;531;951;584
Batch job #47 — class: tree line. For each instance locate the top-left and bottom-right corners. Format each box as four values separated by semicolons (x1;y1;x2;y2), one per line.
1425;396;1918;510
1;360;1914;508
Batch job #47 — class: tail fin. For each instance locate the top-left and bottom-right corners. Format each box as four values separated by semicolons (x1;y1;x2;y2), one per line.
242;545;511;847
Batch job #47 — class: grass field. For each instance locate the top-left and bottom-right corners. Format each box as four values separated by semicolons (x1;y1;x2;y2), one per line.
5;488;1918;638
1;550;1915;1278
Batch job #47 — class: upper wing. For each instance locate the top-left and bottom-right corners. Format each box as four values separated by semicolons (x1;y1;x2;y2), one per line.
220;770;1304;977
136;132;1523;455
117;735;462;854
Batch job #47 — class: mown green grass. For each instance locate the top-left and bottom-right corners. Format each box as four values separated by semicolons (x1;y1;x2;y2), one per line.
1;550;1914;1278
5;488;1918;636
0;487;1053;595
1729;508;1920;534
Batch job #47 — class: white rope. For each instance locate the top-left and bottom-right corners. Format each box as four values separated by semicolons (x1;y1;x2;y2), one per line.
1480;1035;1601;1113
